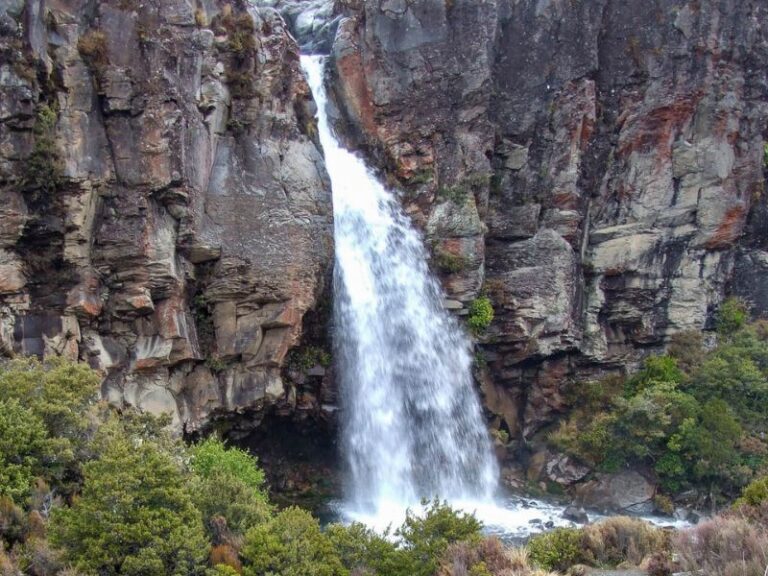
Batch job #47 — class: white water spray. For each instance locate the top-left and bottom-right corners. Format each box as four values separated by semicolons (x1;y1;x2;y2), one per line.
301;56;498;524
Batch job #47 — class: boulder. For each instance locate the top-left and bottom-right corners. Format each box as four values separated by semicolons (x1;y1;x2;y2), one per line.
575;471;655;514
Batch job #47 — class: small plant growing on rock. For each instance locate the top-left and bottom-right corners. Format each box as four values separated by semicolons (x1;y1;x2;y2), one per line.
77;29;109;71
716;297;748;336
22;104;63;198
467;297;494;335
435;250;468;274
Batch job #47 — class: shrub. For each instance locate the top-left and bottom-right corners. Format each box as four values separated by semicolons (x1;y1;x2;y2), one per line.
716;297;748;336
581;517;667;567
0;399;49;501
326;522;402;576
209;544;241;573
436;538;512;576
241;507;344;576
467;297;494;335
735;476;768;508
190;437;266;495
22;105;63;196
528;527;584;572
396;500;483;576
673;515;768;576
50;433;208;576
435;251;469;274
77;30;109;71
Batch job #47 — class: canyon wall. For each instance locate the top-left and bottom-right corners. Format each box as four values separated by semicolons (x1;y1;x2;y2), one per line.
326;0;768;452
2;0;768;486
0;0;334;434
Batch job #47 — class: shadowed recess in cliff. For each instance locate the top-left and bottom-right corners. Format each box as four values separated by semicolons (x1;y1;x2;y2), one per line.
301;55;499;523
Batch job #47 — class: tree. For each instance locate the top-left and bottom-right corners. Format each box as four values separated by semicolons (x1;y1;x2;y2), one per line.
0;358;100;492
241;507;346;576
189;437;271;540
0;399;49;501
50;431;208;576
396;500;483;576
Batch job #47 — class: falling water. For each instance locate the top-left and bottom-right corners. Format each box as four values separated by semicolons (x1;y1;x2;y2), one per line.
301;56;498;522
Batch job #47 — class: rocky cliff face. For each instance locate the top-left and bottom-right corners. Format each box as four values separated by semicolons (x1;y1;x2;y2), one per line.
325;0;768;454
0;0;334;433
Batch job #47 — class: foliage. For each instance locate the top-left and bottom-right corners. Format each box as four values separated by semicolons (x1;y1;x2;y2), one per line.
241;507;345;576
550;318;768;500
716;297;748;336
0;357;100;498
529;518;667;573
396;500;483;576
49;431;208;576
189;437;271;538
289;346;332;372
436;538;516;576
0;400;49;502
735;476;768;508
190;437;266;493
77;30;109;71
673;515;768;576
467;297;494;335
22;105;63;196
435;250;469;274
326;522;403;576
528;527;584;572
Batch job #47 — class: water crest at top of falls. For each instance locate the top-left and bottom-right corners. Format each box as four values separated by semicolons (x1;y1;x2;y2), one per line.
301;55;499;524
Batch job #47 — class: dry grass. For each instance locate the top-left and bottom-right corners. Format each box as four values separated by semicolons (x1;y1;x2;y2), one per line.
77;30;109;70
581;516;669;567
674;514;768;576
437;538;559;576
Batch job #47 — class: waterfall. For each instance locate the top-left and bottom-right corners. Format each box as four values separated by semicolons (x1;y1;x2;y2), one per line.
301;56;498;522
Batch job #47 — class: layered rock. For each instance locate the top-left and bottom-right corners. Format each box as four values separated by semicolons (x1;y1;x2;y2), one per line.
0;0;333;432
326;0;768;449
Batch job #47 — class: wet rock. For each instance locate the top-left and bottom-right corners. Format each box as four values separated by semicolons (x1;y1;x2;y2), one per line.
563;505;589;524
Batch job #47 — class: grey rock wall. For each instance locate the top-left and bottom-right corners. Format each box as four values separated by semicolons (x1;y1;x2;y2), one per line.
326;0;768;447
0;0;334;433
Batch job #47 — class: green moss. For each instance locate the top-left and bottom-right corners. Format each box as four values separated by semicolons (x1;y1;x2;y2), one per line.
434;250;468;274
763;142;768;168
466;297;494;335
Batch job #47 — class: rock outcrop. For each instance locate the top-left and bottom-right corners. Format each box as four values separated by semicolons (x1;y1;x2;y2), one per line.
0;0;333;433
325;0;768;447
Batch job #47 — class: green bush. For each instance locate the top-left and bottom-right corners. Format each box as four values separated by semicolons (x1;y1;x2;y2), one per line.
396;500;483;576
467;297;494;335
0;357;100;499
326;522;403;576
190;437;266;493
716;297;748;336
241;507;345;576
735;476;768;508
50;431;208;576
551;317;768;500
189;437;271;538
528;527;584;572
0;400;48;501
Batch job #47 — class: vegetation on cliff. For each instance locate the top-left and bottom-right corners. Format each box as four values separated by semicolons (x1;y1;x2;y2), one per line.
551;298;768;504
